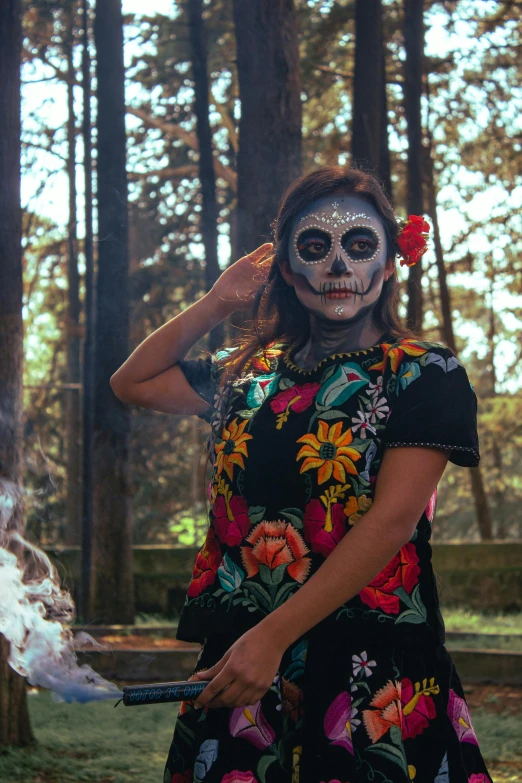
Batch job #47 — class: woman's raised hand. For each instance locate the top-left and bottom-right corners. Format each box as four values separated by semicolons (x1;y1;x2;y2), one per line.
209;243;274;315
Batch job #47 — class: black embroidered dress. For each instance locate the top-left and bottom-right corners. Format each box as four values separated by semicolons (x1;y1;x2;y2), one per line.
164;337;492;783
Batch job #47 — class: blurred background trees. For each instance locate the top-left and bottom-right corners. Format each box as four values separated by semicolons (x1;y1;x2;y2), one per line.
17;0;522;559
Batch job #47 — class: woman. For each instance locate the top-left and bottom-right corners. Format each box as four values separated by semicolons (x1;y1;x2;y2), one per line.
111;167;492;783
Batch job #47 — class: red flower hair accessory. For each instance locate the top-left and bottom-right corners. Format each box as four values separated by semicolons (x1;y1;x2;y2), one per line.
397;215;430;267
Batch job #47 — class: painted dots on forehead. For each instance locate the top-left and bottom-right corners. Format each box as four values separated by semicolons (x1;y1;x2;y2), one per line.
294;194;385;235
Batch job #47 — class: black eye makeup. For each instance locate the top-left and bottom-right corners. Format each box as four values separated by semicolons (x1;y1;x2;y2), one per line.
295;228;332;264
341;227;380;261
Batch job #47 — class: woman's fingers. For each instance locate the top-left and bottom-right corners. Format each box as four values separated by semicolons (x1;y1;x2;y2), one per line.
208;682;249;709
234;688;260;707
256;253;274;266
242;243;273;265
193;668;234;709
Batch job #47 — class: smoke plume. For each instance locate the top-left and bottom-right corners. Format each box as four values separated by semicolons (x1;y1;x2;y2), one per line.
0;478;121;702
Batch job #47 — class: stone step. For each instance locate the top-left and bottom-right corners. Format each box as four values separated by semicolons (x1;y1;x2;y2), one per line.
73;626;522;643
77;647;522;685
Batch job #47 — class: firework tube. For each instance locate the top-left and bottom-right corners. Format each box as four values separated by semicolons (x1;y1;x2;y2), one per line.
122;679;211;706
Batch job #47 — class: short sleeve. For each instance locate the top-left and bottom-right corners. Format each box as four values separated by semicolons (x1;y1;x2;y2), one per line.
176;354;217;424
382;344;480;467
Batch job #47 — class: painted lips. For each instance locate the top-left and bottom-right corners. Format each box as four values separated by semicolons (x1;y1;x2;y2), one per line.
324;291;354;299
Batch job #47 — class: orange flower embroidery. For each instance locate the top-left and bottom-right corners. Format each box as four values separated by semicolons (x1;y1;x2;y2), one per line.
369;339;428;374
362;679;403;743
296;420;361;484
241;520;311;583
364;342;392;373
214;417;253;481
250;347;284;373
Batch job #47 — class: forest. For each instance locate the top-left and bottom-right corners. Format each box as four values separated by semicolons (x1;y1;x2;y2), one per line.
0;0;519;606
0;0;521;767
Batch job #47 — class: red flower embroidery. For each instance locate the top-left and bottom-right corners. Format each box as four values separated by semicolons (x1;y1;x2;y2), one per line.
187;528;222;597
401;676;439;739
170;771;193;783
281;677;302;722
359;543;420;614
241;520;311;583
303;499;348;557
212;494;251;547
397;215;430;267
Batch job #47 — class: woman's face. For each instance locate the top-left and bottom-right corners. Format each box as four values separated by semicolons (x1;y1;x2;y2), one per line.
281;193;394;322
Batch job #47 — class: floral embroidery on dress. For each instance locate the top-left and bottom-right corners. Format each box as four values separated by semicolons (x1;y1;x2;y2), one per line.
180;338;479;632
168;338;489;783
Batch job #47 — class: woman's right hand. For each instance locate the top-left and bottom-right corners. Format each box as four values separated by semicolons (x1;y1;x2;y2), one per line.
210;243;274;315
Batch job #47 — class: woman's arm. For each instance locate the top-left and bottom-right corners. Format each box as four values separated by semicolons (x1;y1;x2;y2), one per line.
192;445;449;709
109;289;231;413
261;445;449;648
110;243;272;413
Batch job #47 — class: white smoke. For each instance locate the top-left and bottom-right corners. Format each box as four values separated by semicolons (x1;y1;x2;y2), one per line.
0;478;122;703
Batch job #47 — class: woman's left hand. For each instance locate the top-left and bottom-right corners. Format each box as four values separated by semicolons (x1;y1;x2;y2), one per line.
190;624;286;709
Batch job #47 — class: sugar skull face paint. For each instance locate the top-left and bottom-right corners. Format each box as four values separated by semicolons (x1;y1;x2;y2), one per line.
286;194;391;320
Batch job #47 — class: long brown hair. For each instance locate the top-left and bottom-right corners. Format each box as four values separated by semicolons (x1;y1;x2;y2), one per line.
218;164;412;383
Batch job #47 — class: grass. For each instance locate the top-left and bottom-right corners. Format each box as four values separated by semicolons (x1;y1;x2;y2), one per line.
473;709;522;783
447;636;522;651
134;613;177;628
128;609;522;634
0;689;520;783
0;689;176;783
442;608;522;635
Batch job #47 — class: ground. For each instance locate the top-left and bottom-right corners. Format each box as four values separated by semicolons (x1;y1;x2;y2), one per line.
0;684;519;783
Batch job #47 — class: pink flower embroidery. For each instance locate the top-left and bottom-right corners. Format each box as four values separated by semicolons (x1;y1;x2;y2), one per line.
324;691;354;755
447;689;478;745
425;490;437;522
468;775;490;783
212;495;251;546
401;676;439;739
229;701;275;750
221;772;258;783
303;499;347;557
270;382;321;414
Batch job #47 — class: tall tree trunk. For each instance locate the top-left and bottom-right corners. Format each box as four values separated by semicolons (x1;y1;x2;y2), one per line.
81;0;95;620
0;0;33;747
403;0;424;332
425;115;493;541
231;0;302;330
379;37;392;200
469;467;493;540
425;150;455;350
91;0;134;623
188;0;225;353
64;7;82;546
352;0;383;171
487;274;504;537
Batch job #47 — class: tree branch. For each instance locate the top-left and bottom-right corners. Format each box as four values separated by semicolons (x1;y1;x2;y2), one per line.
127;105;237;189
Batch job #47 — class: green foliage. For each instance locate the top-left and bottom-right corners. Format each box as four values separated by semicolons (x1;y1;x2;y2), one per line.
169;507;209;547
20;0;522;545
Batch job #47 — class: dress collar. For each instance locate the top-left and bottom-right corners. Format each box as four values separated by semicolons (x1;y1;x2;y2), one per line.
280;336;392;376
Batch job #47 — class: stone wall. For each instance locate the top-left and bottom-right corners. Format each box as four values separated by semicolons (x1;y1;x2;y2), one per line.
45;541;522;618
